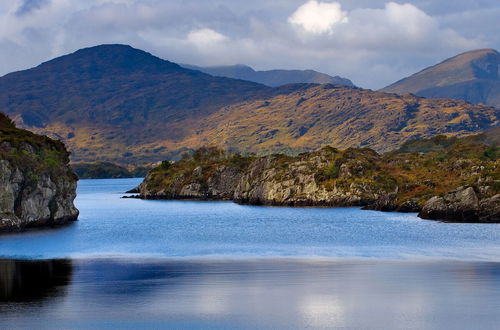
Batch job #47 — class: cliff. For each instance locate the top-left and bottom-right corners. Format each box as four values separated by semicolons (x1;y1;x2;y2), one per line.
134;135;499;223
0;113;79;233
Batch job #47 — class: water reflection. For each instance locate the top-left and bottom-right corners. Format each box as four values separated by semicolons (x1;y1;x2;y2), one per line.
1;258;499;329
0;259;72;303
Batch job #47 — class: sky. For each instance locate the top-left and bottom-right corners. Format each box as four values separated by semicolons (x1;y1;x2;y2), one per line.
0;0;499;89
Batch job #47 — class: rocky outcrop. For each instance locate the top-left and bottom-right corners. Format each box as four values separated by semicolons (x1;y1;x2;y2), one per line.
419;186;499;223
0;114;79;233
137;163;243;200
234;150;388;206
135;139;499;223
479;195;500;222
363;193;421;213
137;147;396;207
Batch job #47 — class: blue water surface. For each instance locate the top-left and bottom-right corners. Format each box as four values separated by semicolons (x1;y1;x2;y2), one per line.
1;178;499;260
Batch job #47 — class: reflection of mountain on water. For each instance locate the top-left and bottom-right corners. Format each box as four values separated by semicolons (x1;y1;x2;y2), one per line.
0;259;72;302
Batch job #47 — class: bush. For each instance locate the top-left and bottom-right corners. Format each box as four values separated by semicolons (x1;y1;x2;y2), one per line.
324;162;340;179
158;161;172;170
483;145;499;160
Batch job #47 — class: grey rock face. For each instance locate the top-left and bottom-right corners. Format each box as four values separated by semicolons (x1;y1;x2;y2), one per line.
137;164;243;200
233;153;386;207
0;145;79;233
478;194;500;223
419;186;498;222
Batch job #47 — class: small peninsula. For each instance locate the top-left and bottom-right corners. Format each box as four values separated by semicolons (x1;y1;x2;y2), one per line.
132;132;499;223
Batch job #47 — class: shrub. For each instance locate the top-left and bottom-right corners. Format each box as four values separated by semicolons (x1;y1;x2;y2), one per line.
483;145;499;160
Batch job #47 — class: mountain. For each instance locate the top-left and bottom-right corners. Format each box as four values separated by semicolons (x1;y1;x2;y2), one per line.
0;44;281;163
184;84;499;154
181;64;355;87
0;44;498;164
382;49;500;108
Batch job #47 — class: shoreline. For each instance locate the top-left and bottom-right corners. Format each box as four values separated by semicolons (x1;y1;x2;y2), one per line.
124;194;500;224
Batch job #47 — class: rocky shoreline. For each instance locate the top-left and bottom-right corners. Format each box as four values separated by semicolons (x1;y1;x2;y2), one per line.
130;142;500;223
0;113;79;233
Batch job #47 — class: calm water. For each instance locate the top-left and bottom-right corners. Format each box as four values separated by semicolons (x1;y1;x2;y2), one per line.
1;178;500;329
1;178;499;260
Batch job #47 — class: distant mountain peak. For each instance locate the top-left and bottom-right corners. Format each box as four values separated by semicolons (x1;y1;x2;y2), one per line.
32;44;183;77
417;48;499;80
382;48;500;108
180;63;354;87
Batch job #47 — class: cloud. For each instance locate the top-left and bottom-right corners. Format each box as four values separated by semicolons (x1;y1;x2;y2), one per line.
15;0;50;17
333;2;480;51
0;0;497;88
187;28;228;49
288;1;348;34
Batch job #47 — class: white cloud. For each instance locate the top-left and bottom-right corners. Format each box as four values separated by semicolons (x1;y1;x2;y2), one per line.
187;28;228;48
335;2;480;51
288;1;348;34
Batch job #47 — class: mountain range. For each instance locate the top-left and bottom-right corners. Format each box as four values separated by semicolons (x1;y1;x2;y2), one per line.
180;64;354;87
0;44;498;164
382;49;500;109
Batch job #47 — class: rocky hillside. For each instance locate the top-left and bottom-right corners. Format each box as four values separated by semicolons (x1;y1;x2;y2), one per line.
186;84;499;154
134;135;499;223
1;45;498;163
0;113;78;233
382;49;500;109
181;64;354;87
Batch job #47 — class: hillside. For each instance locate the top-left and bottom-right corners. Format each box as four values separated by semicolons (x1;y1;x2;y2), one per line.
382;49;500;108
181;84;499;154
0;44;277;163
181;64;354;87
0;44;498;163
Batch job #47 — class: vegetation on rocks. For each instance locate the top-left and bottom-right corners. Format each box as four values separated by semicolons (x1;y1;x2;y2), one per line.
0;113;74;183
137;147;255;199
0;113;79;233
135;132;499;222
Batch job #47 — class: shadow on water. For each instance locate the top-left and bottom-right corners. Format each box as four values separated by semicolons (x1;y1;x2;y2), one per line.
1;258;500;329
0;259;72;302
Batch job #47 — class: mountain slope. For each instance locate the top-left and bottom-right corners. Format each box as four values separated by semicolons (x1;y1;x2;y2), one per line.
179;84;499;154
0;44;283;162
0;45;498;164
181;64;354;87
0;44;276;130
382;49;500;108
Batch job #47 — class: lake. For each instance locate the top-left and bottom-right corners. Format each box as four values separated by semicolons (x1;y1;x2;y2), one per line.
1;178;499;329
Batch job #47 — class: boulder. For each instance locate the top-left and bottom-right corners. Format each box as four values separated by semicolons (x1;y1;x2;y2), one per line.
419;186;481;222
478;194;500;223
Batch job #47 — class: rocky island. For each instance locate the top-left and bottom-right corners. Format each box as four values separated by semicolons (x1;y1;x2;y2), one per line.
133;131;499;223
0;113;79;233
